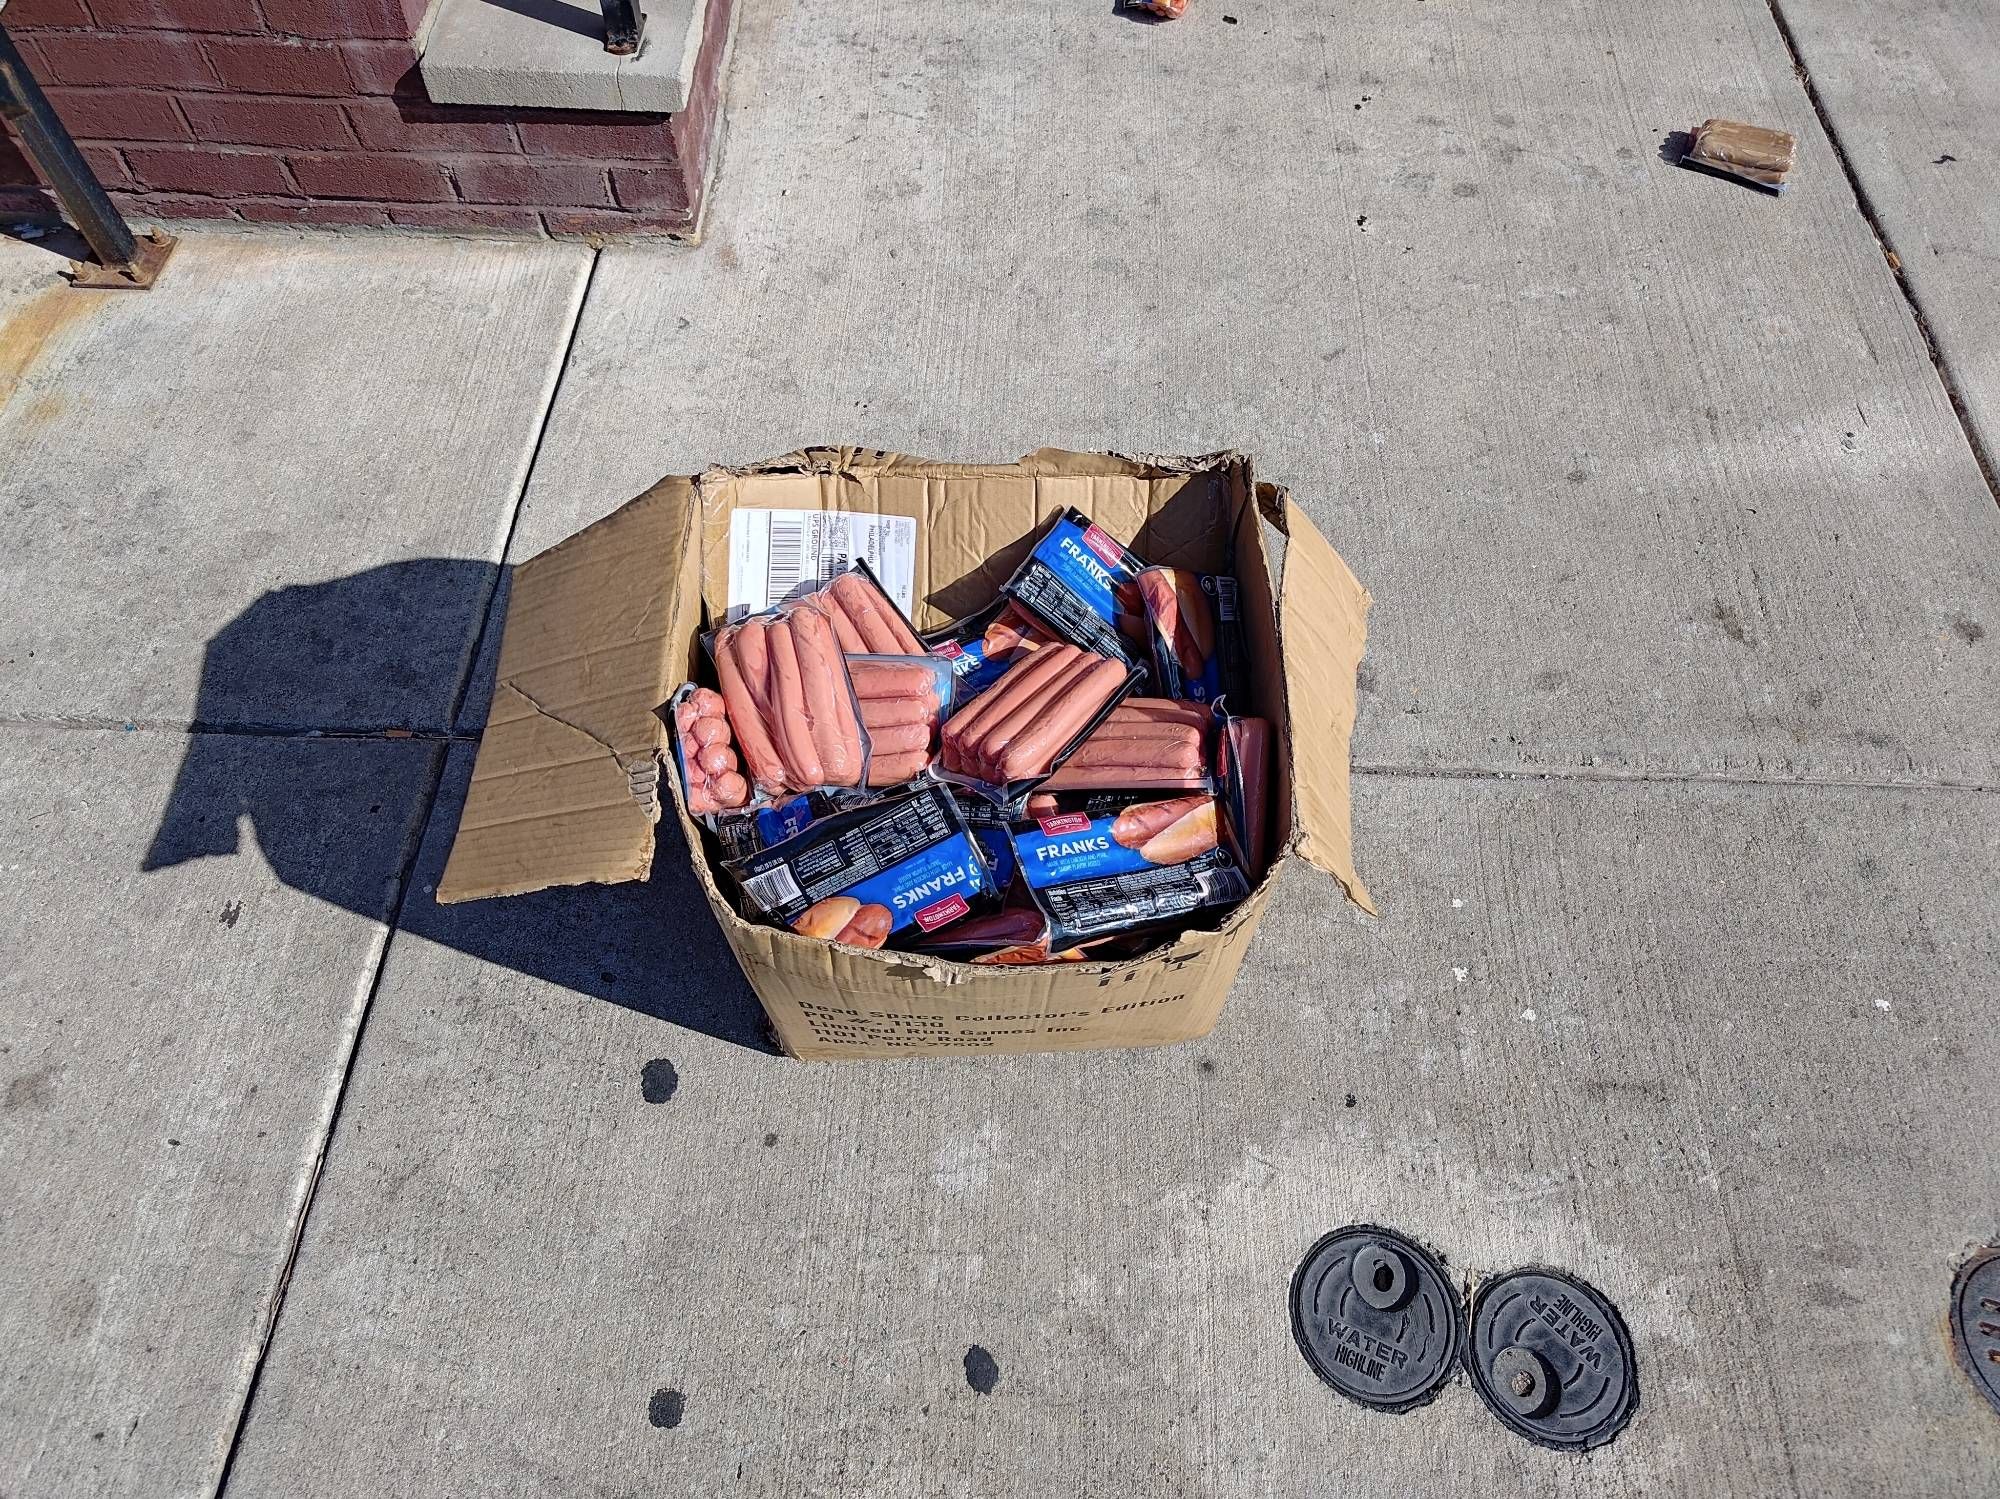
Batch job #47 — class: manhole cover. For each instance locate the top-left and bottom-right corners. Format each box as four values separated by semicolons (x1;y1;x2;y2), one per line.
1465;1267;1637;1450
1289;1225;1463;1413
1951;1247;2000;1418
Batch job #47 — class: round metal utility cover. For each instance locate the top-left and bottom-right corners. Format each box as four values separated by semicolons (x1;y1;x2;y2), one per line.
1289;1225;1463;1413
1951;1247;2000;1418
1465;1267;1638;1450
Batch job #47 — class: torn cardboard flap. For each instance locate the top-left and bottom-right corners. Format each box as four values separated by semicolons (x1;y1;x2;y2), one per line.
437;476;697;903
1257;482;1376;913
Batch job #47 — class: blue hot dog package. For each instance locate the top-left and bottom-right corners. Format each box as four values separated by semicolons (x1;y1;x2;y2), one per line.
726;781;995;949
923;598;1047;701
999;508;1147;667
1011;793;1250;946
1135;567;1248;705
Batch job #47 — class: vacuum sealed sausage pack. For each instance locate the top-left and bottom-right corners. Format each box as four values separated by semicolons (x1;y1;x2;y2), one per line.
437;449;1373;1060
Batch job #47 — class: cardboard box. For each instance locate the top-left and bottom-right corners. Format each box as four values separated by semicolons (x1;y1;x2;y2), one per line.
437;449;1373;1059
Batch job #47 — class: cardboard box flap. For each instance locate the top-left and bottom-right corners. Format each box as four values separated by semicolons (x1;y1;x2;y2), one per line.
437;477;696;903
1258;482;1376;913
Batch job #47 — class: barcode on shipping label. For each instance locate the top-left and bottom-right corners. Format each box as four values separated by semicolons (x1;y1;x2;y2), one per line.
741;864;804;913
726;508;918;622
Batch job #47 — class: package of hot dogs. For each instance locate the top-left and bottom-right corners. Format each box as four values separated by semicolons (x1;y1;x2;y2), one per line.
998;508;1149;667
1010;793;1250;946
1135;568;1246;706
711;789;842;860
924;599;1058;700
707;598;871;795
955;792;1018;892
1215;714;1272;878
668;684;753;817
726;781;996;950
908;906;1106;965
800;561;928;657
846;653;955;788
934;641;1141;801
1033;697;1216;793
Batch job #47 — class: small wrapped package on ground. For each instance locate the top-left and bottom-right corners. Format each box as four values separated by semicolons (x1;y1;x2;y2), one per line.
436;449;1374;1061
1684;118;1797;192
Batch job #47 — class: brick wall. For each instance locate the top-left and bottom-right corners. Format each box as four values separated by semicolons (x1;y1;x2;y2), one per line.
0;0;732;237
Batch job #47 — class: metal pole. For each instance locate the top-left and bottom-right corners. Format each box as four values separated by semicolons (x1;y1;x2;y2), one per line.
598;0;644;55
0;20;173;287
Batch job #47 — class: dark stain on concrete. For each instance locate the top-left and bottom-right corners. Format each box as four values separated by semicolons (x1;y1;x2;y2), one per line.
762;1131;778;1147
964;1345;1000;1395
648;1388;685;1428
641;1058;680;1104
1951;616;1985;644
218;900;242;928
6;1066;56;1111
1709;598;1750;644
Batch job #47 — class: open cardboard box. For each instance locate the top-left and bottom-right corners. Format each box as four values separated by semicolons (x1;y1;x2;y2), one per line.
438;449;1373;1059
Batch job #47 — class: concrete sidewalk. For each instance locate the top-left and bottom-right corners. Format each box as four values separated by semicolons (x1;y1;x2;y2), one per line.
3;1;1997;1495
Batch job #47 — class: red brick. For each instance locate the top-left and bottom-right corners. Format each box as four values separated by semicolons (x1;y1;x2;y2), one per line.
670;0;731;205
390;204;543;234
339;39;420;96
0;0;95;27
450;157;610;208
181;95;354;149
543;206;686;238
260;0;413;40
26;32;217;89
89;0;264;30
204;38;353;96
516;113;678;161
237;199;391;225
110;190;240;220
345;98;517;153
127;145;291;196
287;151;451;202
609;166;688;216
44;88;191;143
81;145;136;191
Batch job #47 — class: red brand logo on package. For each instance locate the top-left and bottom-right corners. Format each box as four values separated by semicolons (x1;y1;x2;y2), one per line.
914;893;970;931
1036;813;1091;836
933;641;963;659
1082;524;1125;569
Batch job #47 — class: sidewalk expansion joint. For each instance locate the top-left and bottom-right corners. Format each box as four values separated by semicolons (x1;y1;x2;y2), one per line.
1764;0;2000;510
1354;760;1998;795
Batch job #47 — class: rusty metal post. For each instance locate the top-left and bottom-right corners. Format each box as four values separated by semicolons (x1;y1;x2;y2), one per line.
0;20;175;288
598;0;644;55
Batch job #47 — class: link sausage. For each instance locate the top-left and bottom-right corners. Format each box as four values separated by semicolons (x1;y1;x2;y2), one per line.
941;643;1080;770
865;749;933;787
830;571;923;654
1110;794;1211;850
1138;799;1218;865
993;656;1128;781
713;625;790;794
824;597;869;654
848;659;943;700
788;602;861;785
866;721;933;756
971;651;1104;779
861;695;938;727
763;617;825;787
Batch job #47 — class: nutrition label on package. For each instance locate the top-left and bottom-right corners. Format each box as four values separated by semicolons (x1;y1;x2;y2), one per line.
1040;851;1249;938
744;790;957;915
725;508;917;621
1010;559;1127;661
